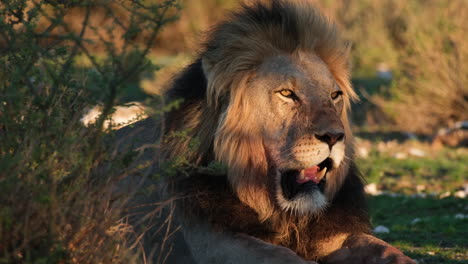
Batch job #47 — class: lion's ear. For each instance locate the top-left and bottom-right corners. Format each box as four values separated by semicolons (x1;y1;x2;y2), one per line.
201;57;215;82
201;56;224;107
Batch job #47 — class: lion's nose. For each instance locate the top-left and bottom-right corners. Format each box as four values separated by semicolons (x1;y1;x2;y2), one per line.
315;132;344;147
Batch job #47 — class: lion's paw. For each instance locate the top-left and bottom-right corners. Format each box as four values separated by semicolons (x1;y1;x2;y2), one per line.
321;234;416;264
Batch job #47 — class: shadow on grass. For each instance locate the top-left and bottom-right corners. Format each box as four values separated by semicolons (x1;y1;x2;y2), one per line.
368;196;468;264
407;252;468;264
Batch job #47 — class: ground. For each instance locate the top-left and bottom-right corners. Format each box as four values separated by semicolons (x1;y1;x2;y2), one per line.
356;136;468;263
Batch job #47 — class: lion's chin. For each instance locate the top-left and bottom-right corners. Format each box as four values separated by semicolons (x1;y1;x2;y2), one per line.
275;185;328;215
275;158;334;215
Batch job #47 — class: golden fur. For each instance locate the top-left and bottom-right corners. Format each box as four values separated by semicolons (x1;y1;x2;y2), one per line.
164;1;356;214
144;1;415;262
195;0;357;220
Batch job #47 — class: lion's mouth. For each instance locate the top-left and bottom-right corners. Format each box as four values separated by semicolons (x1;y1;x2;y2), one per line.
280;158;333;200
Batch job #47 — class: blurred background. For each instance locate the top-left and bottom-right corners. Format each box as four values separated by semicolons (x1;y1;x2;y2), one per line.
145;0;468;195
155;0;468;179
0;0;466;263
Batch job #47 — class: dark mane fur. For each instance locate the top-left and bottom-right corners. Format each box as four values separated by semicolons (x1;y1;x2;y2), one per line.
161;1;371;261
172;162;370;261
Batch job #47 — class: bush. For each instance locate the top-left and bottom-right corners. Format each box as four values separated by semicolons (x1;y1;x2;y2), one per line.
374;1;468;134
0;0;178;263
313;0;468;134
151;0;468;134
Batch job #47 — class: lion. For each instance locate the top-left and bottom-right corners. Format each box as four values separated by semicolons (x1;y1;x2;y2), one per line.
115;1;416;263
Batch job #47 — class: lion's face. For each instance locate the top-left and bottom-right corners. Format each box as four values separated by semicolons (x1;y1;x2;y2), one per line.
207;51;352;217
198;0;356;219
243;53;347;214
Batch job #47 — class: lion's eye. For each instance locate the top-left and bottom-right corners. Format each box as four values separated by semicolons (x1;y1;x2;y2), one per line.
331;91;343;100
278;89;294;98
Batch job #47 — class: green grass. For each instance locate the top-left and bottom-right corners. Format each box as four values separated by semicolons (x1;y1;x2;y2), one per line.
369;196;468;263
357;139;468;263
357;146;467;194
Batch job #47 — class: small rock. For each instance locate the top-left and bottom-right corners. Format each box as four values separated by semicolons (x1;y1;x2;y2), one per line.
376;63;392;80
411;218;422;225
454;214;466;219
408;148;425;157
373;225;390;234
439;191;451;199
454;190;466;199
394;152;407;160
357;147;369;158
365;183;382;196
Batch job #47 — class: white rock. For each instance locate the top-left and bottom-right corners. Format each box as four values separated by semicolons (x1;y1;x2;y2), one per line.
376;63;392;80
439;192;451;199
454;214;466;219
365;183;382;196
394;152;407;160
408;148;426;157
411;218;422;225
357;147;369;158
454;190;466;199
373;225;390;234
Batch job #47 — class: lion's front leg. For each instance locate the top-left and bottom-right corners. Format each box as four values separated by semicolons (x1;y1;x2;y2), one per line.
321;233;415;264
183;222;317;264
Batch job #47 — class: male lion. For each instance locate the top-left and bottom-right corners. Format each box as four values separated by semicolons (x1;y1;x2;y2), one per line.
116;1;416;263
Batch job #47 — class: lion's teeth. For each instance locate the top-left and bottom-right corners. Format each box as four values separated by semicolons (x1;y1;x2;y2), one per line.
317;167;327;180
299;170;305;180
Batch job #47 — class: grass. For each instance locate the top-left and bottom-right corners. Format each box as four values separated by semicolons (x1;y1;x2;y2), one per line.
369;196;468;263
356;137;468;263
357;147;467;194
1;1;466;263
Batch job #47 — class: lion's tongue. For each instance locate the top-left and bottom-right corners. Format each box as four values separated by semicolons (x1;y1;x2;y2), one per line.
296;166;325;184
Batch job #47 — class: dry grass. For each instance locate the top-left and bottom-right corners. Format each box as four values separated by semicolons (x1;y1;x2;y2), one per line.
300;0;468;134
2;1;466;263
153;0;468;134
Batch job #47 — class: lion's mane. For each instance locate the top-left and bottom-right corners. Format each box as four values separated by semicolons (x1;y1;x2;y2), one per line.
161;1;369;260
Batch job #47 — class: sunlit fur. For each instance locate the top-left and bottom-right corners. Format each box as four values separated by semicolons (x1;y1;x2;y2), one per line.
163;0;358;221
154;2;419;261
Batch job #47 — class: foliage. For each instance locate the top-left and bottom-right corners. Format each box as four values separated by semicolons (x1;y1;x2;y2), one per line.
1;0;466;263
306;0;468;133
0;0;179;263
154;0;468;134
